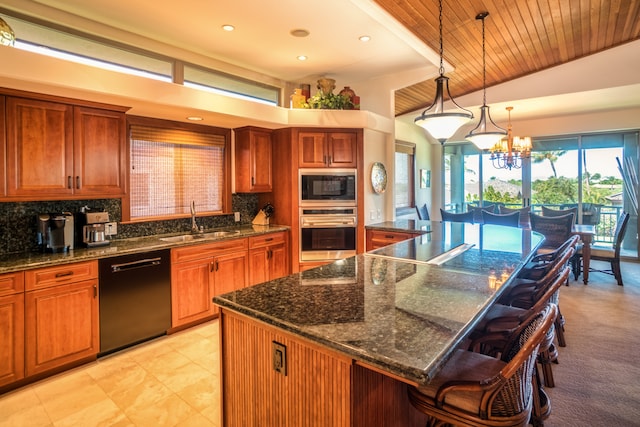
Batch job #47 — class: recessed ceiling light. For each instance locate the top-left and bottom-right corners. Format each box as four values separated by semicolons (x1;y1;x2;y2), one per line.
297;55;307;61
187;116;204;121
359;35;371;42
290;29;310;38
222;24;235;32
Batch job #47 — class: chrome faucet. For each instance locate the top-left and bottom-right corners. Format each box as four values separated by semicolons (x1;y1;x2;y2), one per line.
190;201;201;233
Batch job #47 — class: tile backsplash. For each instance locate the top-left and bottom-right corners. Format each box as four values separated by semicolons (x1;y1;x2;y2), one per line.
0;194;259;255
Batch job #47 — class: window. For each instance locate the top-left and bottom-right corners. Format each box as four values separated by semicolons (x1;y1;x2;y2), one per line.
126;118;231;221
0;12;279;105
395;141;416;211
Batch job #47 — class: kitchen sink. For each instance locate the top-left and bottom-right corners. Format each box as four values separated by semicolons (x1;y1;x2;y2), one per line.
159;230;240;243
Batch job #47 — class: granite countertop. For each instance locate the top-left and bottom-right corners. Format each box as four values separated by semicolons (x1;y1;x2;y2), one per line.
214;222;544;385
0;224;289;274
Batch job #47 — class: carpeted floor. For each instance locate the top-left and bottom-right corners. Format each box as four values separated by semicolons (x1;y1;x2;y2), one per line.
544;260;640;426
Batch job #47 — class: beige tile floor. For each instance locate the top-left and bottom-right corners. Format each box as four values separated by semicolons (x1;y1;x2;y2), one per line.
0;320;221;427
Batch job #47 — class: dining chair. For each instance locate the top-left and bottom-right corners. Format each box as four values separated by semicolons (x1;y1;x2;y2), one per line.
529;212;575;254
440;208;475;223
417;203;430;220
481;210;521;227
541;205;578;226
407;304;557;427
571;211;630;286
468;204;495;222
499;205;531;226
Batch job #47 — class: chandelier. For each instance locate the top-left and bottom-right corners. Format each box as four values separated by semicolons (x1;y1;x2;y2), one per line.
489;107;532;170
0;17;16;46
466;12;506;150
414;0;473;144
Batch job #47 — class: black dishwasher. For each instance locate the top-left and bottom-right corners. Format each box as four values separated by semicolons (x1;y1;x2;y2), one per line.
98;249;171;355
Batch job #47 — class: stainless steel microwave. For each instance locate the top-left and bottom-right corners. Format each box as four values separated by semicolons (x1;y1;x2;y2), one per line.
299;169;357;206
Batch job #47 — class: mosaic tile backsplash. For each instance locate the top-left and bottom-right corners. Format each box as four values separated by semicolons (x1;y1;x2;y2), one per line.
0;193;260;255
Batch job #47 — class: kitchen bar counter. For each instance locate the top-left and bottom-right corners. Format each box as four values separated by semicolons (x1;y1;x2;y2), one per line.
213;222;544;426
0;224;289;274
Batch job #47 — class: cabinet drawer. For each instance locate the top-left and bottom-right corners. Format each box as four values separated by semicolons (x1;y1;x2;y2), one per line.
0;271;25;296
171;238;248;263
25;261;98;291
248;232;286;249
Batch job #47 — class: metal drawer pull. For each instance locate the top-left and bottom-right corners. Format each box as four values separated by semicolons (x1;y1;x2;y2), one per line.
55;271;74;278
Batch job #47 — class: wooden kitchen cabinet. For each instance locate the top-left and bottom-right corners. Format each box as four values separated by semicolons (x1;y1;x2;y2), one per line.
0;272;25;388
366;229;424;251
24;261;99;377
171;238;248;328
235;126;272;193
248;231;289;286
4;94;127;200
298;130;357;168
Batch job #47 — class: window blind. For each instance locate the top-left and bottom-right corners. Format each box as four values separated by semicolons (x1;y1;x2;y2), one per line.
130;125;226;219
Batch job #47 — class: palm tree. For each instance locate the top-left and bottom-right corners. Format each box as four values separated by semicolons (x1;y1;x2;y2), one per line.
532;150;566;177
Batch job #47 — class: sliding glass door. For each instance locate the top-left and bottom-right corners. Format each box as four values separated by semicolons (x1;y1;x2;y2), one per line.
443;131;638;258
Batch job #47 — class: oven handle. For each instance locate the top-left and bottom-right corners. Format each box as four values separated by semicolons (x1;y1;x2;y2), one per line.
301;219;356;227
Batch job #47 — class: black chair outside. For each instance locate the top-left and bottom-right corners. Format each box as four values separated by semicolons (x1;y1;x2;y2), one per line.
571;211;630;286
468;204;495;222
541;205;578;226
440;208;475;223
581;203;602;225
530;212;575;254
417;203;430;220
482;210;521;227
499;205;531;226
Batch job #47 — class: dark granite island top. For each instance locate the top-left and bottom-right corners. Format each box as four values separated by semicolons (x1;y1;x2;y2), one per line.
214;222;544;386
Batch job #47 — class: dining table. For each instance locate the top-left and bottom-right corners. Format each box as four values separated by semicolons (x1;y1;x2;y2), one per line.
572;224;596;284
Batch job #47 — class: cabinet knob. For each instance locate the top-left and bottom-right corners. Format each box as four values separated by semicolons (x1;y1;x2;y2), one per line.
76;176;81;189
67;176;72;189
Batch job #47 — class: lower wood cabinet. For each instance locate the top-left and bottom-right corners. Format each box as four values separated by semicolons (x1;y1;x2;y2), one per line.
366;229;424;251
24;261;99;377
171;238;249;328
248;232;289;286
0;287;24;388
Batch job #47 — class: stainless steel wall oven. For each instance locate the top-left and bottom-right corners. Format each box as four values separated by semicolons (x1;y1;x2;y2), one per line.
299;207;357;262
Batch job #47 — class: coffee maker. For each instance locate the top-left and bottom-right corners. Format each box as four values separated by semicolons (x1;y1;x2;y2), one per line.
78;210;111;247
37;213;74;253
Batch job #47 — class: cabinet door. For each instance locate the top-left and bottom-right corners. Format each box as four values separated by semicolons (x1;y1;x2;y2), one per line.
327;132;357;168
298;131;328;167
235;128;272;193
171;258;215;327
73;106;126;196
214;251;248;298
248;247;269;286
6;97;74;197
25;279;99;376
0;293;25;387
268;242;289;281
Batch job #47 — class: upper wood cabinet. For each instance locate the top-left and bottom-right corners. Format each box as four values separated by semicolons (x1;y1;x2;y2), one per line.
4;94;127;200
235;126;272;193
298;131;357;168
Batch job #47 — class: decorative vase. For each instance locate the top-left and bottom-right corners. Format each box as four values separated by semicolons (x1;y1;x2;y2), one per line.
317;78;336;95
300;84;311;101
339;86;357;110
290;88;306;109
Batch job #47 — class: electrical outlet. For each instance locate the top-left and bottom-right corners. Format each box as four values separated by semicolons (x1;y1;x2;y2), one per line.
370;210;375;220
105;222;118;236
234;211;241;222
272;341;287;376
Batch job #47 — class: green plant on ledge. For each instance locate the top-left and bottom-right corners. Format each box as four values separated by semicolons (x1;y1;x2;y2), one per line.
303;92;356;110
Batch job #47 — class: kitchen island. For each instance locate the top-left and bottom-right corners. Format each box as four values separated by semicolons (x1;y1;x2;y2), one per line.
213;222;544;426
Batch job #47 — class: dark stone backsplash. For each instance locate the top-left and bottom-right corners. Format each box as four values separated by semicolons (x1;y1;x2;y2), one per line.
0;193;260;256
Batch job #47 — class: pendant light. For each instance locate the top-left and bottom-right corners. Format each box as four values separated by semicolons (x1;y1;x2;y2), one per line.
414;0;473;144
0;17;16;46
466;12;506;150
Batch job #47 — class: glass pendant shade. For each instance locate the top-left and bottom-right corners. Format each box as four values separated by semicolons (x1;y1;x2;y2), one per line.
0;17;16;47
466;104;506;150
414;75;473;144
